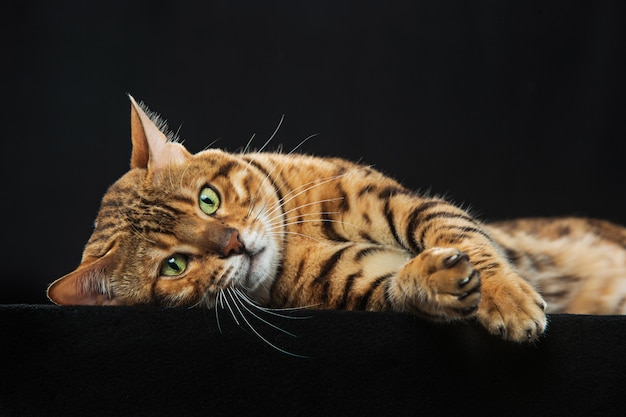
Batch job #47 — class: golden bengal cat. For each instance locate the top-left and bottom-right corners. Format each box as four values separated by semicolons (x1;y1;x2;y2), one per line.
47;96;626;344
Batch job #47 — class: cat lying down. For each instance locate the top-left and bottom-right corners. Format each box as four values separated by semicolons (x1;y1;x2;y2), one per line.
47;95;626;343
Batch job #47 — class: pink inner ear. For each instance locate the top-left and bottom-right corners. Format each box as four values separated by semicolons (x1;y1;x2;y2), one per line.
47;257;118;306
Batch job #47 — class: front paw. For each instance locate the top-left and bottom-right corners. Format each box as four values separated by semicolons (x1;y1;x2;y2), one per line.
398;247;481;318
477;275;548;342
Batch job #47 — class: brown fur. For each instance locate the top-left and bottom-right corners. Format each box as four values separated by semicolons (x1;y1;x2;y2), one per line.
47;96;626;343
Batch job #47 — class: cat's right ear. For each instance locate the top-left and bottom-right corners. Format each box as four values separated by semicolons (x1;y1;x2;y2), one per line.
47;254;121;306
128;95;191;170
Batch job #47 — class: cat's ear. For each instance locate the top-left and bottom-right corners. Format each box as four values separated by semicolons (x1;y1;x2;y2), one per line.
128;95;191;170
47;254;120;306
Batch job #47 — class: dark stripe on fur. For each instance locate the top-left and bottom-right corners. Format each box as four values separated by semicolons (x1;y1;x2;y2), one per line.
357;273;393;310
243;158;287;222
354;246;385;261
378;186;408;199
313;247;349;285
217;161;238;178
321;202;348;242
337;272;361;309
406;201;445;253
420;211;476;225
384;200;404;248
358;184;377;197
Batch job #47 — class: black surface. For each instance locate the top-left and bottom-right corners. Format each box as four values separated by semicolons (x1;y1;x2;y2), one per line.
1;306;625;416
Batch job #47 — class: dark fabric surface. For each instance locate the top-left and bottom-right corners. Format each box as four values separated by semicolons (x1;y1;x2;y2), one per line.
1;305;625;417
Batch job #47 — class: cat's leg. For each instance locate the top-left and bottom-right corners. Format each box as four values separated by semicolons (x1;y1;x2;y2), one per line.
311;170;548;341
340;191;548;342
389;247;482;319
388;245;547;342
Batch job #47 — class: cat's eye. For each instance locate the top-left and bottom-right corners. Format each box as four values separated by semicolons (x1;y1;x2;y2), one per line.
160;254;188;277
199;186;220;215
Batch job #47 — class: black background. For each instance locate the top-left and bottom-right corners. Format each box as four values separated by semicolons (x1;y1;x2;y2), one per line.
3;1;625;304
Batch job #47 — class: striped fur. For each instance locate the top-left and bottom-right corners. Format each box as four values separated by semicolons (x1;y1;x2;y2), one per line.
47;97;626;343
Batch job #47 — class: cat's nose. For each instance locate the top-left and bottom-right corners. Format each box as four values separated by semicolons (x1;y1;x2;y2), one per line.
222;229;245;257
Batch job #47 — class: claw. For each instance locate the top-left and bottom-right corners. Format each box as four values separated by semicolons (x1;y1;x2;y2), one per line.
458;270;479;288
443;251;468;268
454;305;478;316
498;325;507;338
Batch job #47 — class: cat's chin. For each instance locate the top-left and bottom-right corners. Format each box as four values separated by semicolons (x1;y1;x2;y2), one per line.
239;247;278;305
234;229;280;292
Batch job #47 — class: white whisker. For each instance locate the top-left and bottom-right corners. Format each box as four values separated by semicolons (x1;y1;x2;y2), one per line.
287;133;319;155
274;231;325;244
244;155;288;219
267;218;362;233
266;211;342;230
225;288;308;358
242;133;256;155
222;290;240;326
231;291;298;337
261;173;351;220
234;288;317;317
257;114;284;153
215;290;223;333
265;199;344;224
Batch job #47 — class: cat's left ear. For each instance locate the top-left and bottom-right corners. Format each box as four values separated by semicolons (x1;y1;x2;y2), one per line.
128;95;191;170
47;254;121;306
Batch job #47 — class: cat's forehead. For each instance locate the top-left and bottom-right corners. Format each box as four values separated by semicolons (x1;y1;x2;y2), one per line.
144;149;237;187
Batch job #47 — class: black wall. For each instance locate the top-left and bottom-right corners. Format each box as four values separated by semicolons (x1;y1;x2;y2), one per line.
3;1;625;304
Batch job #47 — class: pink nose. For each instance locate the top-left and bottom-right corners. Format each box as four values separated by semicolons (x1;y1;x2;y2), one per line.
222;229;244;257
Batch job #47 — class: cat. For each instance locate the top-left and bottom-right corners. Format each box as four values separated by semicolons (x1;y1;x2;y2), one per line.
47;95;626;343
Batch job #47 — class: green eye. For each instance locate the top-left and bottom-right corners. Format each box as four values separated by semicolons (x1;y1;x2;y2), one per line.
160;254;188;277
199;186;220;215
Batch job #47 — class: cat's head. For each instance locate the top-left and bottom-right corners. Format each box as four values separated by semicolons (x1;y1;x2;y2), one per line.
47;96;283;307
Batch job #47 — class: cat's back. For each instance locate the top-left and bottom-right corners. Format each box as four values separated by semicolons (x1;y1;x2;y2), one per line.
486;217;626;314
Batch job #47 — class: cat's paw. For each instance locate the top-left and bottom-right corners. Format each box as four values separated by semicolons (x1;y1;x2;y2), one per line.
397;247;481;318
476;273;548;343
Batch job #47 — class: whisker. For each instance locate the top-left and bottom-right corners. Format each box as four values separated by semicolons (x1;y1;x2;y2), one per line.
231;291;299;337
242;133;256;155
265;211;343;231
277;171;351;202
273;231;325;244
222;289;240;326
244;155;287;219
225;288;308;358
198;138;221;152
264;199;344;224
244;133;323;221
287;133;319;155
261;173;351;220
266;218;362;233
243;132;323;222
257;114;285;153
234;288;317;317
215;290;223;333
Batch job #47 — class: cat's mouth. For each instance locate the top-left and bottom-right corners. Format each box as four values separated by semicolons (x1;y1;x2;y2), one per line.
243;247;266;277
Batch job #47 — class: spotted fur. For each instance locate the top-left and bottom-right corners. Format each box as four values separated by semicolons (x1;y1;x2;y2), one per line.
47;96;626;343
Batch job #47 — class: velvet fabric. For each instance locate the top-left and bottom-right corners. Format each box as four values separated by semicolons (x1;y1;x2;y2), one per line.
2;305;625;416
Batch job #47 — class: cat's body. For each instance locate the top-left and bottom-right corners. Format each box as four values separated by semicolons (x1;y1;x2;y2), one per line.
47;96;626;343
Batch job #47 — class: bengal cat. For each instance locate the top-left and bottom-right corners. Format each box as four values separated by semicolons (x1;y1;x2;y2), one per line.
47;96;626;343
